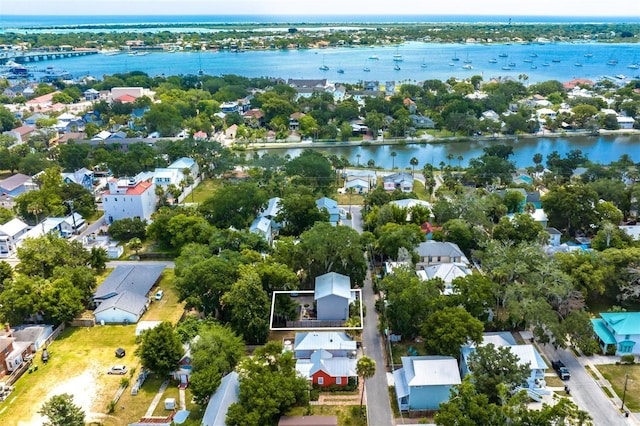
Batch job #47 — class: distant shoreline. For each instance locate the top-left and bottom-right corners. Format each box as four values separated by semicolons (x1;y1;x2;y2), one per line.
244;129;640;151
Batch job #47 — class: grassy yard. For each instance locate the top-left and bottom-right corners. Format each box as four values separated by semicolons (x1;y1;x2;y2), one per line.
391;341;425;364
596;364;640;411
285;405;366;426
144;270;184;324
0;325;138;425
0;271;186;425
189;178;223;204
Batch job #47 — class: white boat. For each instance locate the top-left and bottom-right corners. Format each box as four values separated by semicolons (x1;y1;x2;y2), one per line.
498;53;508;58
463;64;473;70
369;55;379;60
452;53;460;62
394;64;401;71
363;66;371;72
488;58;498;63
393;54;403;62
420;58;428;68
628;63;640;70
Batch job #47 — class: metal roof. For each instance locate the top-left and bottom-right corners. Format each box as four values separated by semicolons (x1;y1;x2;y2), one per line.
294;332;356;352
201;372;239;426
599;312;640;336
315;272;351;300
401;356;461;387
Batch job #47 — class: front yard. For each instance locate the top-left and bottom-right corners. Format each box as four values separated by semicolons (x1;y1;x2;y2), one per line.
596;364;640;411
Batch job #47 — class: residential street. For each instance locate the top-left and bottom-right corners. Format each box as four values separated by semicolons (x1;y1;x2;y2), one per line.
537;343;637;426
342;205;394;426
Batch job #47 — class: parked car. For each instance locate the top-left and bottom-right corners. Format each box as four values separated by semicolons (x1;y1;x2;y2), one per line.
115;348;125;358
155;290;164;300
552;360;570;380
108;365;127;375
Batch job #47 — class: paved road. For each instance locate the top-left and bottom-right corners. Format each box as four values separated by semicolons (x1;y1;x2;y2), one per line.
362;269;394;426
106;260;175;268
342;205;393;426
538;343;634;426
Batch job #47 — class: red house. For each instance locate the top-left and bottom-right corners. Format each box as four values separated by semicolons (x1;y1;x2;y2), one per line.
296;349;357;388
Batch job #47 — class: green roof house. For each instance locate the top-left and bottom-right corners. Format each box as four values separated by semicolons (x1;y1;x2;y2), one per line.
591;312;640;355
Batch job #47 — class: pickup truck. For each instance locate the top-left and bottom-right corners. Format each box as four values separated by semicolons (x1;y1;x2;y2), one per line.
552;360;570;380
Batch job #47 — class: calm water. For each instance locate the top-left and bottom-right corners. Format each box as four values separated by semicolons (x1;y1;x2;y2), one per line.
258;135;640;169
11;41;640;84
2;15;636;28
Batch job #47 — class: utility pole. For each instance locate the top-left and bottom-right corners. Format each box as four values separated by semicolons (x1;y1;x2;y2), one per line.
621;372;629;413
65;200;78;235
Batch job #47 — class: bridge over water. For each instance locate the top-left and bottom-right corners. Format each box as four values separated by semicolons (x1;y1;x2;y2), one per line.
0;49;98;65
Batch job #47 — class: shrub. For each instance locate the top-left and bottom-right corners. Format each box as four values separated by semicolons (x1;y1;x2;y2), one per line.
309;387;320;401
620;354;636;364
606;345;617;356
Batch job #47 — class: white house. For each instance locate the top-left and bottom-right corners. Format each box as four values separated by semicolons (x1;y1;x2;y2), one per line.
315;272;352;321
102;173;156;223
460;332;548;391
153;168;184;188
0;218;29;258
617;116;636;129
201;372;239;426
250;216;273;245
416;263;471;295
168;157;200;179
393;356;461;411
592;312;640;355
383;172;414;192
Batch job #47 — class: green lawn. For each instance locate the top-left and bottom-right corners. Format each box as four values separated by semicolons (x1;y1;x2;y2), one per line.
189;178;223;204
144;270;185;324
596;364;640;411
391;341;425;364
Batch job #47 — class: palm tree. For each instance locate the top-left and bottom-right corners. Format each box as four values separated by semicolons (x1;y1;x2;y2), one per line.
128;237;142;255
457;155;463;170
409;157;418;176
27;202;43;227
357;356;376;416
356;153;361;167
446;153;454;167
390;151;397;169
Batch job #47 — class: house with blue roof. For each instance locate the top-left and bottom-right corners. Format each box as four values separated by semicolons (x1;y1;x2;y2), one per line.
201;372;239;426
168;157;200;179
315;272;351;321
592;312;640;355
316;197;340;225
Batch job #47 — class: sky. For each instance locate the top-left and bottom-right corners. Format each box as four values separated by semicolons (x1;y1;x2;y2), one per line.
2;0;639;17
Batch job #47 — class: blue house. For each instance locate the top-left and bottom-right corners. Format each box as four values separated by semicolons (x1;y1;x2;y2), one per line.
0;173;36;197
315;272;351;321
393;356;461;411
316;197;340;225
62;168;94;192
592;312;640;355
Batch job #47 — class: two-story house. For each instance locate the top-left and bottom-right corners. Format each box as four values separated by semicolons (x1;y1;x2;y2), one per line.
293;331;358;388
592;312;640;355
0;218;29;258
415;241;469;269
393;356;461;411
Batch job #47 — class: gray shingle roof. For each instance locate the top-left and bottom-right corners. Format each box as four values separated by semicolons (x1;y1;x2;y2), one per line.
94;265;164;300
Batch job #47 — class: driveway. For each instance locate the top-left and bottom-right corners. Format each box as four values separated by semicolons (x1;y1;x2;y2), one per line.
537;343;636;425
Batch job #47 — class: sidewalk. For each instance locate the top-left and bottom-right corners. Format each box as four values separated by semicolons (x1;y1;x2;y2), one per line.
144;379;170;417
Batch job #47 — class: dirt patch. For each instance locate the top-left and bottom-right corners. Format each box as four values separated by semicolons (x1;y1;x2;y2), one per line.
20;367;101;426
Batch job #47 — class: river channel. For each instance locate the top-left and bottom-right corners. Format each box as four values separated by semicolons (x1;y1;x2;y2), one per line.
256;134;640;169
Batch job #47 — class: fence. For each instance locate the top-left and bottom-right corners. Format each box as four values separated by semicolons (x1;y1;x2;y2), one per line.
43;322;66;347
285;320;347;328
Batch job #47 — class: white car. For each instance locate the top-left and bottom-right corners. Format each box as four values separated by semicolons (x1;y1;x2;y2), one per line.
155;290;164;300
108;365;127;375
